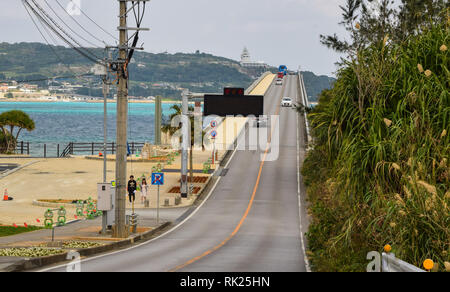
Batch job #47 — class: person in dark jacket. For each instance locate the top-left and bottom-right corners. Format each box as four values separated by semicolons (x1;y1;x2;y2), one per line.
128;175;137;203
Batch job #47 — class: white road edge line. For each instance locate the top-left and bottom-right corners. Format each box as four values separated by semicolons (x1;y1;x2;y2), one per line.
38;128;242;272
296;76;311;272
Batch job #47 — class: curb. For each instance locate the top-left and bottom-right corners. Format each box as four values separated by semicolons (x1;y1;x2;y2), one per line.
0;160;40;181
0;222;171;272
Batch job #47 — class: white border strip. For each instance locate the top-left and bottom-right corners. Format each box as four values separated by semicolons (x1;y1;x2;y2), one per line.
295;76;311;272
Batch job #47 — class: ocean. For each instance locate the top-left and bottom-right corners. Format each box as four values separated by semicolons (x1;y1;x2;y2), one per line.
0;101;179;157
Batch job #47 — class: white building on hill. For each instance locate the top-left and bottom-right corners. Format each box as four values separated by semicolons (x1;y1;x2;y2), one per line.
240;47;267;68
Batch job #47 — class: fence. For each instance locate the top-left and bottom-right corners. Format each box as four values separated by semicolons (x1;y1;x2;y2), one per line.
59;142;146;157
15;141;30;155
13;142;146;158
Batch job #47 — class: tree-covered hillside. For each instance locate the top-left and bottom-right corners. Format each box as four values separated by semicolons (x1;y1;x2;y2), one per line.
0;42;334;100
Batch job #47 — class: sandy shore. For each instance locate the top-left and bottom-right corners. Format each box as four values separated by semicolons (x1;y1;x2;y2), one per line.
0;150;221;226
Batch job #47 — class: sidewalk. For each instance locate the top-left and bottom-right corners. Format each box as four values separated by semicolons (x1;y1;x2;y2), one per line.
0;207;187;247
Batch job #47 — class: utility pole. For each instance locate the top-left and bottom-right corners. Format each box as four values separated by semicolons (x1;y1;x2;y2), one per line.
112;0;150;238
114;0;129;238
180;89;189;198
155;95;162;145
101;67;109;235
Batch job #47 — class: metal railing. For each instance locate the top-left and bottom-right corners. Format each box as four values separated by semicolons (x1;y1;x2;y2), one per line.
297;73;312;145
15;141;30;155
382;253;425;272
59;142;146;157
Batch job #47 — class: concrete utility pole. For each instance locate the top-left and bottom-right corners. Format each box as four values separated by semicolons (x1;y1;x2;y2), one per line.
114;0;129;238
155;96;162;145
180;89;189;198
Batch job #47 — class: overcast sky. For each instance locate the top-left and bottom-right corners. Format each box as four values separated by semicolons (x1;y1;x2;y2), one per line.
1;0;349;76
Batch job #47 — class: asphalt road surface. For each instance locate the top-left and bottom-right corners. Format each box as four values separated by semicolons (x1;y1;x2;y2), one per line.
41;75;310;272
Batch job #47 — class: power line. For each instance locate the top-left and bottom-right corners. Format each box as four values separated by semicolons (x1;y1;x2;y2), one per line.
44;0;104;48
53;0;109;46
22;0;82;78
23;0;104;65
63;0;118;42
30;0;103;61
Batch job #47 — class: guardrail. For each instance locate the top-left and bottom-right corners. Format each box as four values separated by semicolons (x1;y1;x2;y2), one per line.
246;71;272;95
382;253;425;272
297;73;312;145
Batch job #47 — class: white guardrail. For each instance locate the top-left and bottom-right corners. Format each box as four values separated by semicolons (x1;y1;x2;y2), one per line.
381;253;426;272
297;72;312;145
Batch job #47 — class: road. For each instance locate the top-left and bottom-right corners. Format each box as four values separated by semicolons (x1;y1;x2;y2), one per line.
41;75;310;272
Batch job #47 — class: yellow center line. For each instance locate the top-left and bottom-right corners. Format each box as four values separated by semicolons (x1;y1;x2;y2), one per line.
168;78;286;272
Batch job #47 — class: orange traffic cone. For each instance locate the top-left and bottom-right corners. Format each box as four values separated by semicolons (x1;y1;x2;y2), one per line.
3;189;8;201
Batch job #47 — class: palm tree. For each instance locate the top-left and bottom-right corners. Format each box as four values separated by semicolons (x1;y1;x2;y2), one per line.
161;103;206;187
0;110;35;154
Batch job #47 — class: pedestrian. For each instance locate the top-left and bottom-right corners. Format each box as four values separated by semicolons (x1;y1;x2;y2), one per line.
141;178;149;204
128;175;137;203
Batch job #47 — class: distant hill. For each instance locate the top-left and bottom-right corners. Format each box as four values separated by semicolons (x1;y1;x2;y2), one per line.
0;42;334;100
301;71;335;102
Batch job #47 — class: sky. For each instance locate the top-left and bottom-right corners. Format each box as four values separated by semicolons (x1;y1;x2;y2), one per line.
0;0;349;76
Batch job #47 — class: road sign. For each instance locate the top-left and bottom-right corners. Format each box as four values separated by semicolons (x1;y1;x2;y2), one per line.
151;173;164;185
224;88;244;96
204;94;264;117
210;130;217;139
210;120;217;128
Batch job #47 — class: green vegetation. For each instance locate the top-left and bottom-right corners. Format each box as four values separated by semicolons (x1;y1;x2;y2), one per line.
0;247;65;257
5;92;13;99
304;1;449;272
302;71;335;102
0;225;43;237
0;110;35;154
0;42;334;100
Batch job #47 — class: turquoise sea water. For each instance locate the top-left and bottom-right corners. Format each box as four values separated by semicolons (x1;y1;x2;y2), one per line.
0;101;179;156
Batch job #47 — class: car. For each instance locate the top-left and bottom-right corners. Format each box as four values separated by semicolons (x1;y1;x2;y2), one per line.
275;79;283;86
281;97;293;107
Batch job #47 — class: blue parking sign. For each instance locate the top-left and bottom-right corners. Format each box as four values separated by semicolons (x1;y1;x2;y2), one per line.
152;173;164;185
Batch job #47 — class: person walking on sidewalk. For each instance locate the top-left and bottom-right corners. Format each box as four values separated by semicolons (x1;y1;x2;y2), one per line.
128;175;137;203
140;178;149;204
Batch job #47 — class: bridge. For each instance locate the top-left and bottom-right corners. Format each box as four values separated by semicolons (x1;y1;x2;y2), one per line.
40;72;311;272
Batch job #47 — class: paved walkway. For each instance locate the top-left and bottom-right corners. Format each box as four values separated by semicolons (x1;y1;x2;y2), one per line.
0;207;188;247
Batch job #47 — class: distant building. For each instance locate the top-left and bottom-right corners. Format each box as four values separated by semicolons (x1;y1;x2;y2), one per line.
240;47;267;68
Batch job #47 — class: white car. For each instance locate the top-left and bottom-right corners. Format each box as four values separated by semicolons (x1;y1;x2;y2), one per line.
281;97;293;107
275;79;283;86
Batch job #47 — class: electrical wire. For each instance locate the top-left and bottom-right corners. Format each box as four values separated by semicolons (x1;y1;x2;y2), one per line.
22;0;88;83
30;0;103;61
63;0;118;42
44;0;104;48
23;0;104;65
53;0;109;46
